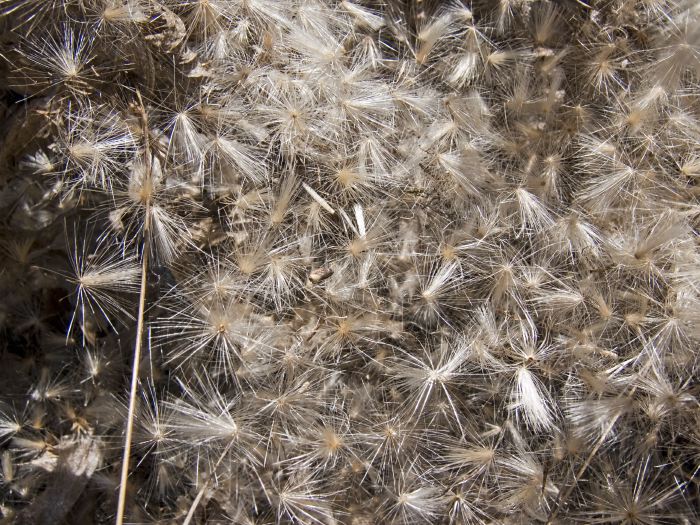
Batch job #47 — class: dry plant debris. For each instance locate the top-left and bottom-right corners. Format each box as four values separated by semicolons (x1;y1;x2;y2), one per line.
0;1;699;524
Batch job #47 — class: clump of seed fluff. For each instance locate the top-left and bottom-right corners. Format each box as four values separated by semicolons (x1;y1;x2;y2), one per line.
0;1;698;524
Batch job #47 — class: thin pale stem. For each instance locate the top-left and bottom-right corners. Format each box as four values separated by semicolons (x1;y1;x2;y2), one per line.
116;91;152;525
115;230;149;525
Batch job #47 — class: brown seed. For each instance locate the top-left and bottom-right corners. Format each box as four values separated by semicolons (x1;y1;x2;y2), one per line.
308;267;333;284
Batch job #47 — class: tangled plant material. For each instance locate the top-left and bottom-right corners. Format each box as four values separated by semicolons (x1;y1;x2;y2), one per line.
0;1;699;524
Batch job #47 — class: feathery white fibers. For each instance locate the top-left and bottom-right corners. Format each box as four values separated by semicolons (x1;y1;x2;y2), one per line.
96;1;149;27
0;406;24;442
265;471;338;525
202;133;267;185
381;466;443;525
581;455;683;524
498;449;559;515
154;294;272;377
164;104;205;164
411;258;466;326
60;106;136;190
165;374;261;466
65;229;140;341
650;10;700;93
119;157;196;264
511;366;555;432
1;1;699;524
341;1;384;32
12;25;98;94
415;10;457;65
278;417;353;472
390;338;469;426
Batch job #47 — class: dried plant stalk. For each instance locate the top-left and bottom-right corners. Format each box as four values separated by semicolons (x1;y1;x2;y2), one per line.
116;91;152;525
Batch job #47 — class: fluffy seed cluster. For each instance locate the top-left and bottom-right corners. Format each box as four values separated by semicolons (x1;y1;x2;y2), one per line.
1;1;699;524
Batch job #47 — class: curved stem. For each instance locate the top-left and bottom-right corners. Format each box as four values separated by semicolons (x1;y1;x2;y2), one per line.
115;235;149;525
116;90;152;525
